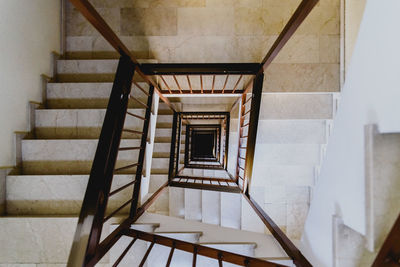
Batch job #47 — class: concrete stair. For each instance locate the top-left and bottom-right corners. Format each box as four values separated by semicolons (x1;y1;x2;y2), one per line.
168;185;253;232
1;56;163;266
135;212;291;265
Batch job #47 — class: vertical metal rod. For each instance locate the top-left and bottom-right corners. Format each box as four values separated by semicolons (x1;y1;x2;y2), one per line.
232;75;243;93
168;112;178;181
112;238;137;267
187;75;193;94
235;94;246;186
212;75;215;93
222;75;229;93
173;75;183;94
192;247;198;267
243;73;264;195
224;114;230;170
166;244;176;267
67;56;135;266
218;253;223;267
160;75;172;93
200;75;203;93
138;241;155;267
129;85;154;218
175;115;182;173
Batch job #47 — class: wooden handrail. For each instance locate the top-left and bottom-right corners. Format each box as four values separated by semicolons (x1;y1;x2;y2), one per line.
168;112;178;181
67;56;136;267
244;194;312;267
85;182;169;266
241;73;264;194
123;229;287;267
129;85;154;218
372;213;400;267
68;0;175;112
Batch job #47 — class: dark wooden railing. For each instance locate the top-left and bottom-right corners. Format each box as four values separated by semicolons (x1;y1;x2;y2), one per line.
67;56;158;266
122;229;287;267
67;0;319;266
372;213;400;267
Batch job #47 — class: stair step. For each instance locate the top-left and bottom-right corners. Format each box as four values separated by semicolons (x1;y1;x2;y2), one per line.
137;212;287;258
184;188;202;221
169;187;185;219
57;59;156;74
6;175;135;215
152;142;171;154
149;174;168;193
252;165;315;187
155;232;202;243
151;158;169;169
0;217;80;264
35;108;146;139
202;190;221;225
253;144;321;165
220;192;242;229
155;128;172;138
256;120;327;144
259;93;333;119
47;82;150;108
131;223;160;232
21;139;141;174
201;243;256;256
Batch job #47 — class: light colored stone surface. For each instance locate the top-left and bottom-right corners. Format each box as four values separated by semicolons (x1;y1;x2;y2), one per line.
121;8;177;36
178;8;234;36
148;174;168;193
370;131;400;249
47;82;150;100
6;175;135;215
241;193;266;233
21;139;140;161
57;59;156;74
138;212;287;258
184;188;202;221
0;217;80;264
169;187;185;218
253;144;321;165
252;165;315;187
201;190;220;225
65;0;340;93
320;35;340;63
256;120;327;144
220;192;241;229
259;93;333;119
36;109;145;128
263;64;339;92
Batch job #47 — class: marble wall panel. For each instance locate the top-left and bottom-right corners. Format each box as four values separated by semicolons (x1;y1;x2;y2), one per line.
132;0;206;8
207;0;262;7
177;8;235;36
67;7;120;36
263;63;340;92
275;34;320;63
320;34;340;63
121;8;177;36
297;0;340;34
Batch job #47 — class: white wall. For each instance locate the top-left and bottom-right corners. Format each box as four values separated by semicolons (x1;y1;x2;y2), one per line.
302;0;400;266
0;0;60;166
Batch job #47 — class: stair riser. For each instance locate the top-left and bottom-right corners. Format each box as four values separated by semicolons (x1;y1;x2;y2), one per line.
21;140;142;174
259;94;333;119
253;144;321;165
256;120;327;144
6;175;136;215
57;59;157;74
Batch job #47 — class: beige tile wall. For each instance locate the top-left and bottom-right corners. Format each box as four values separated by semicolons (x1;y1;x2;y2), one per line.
66;0;340;92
